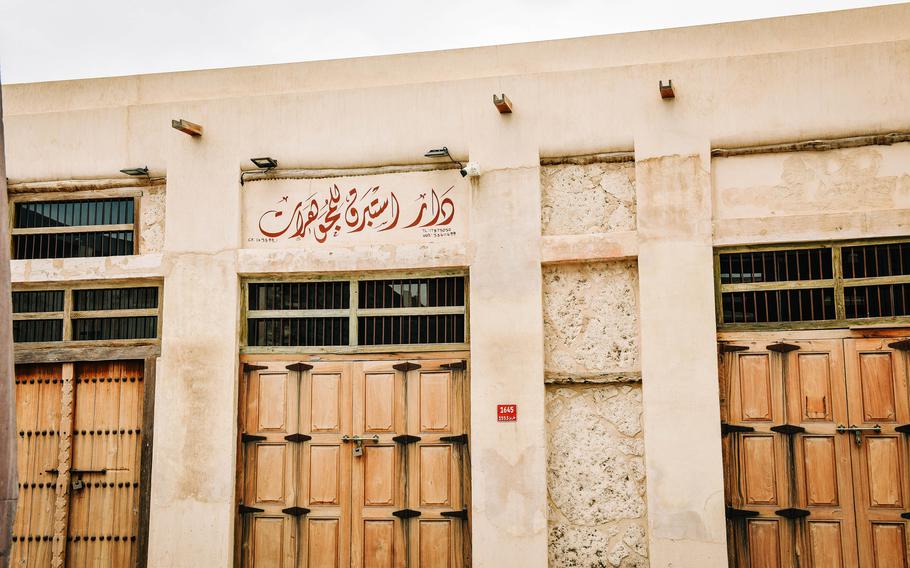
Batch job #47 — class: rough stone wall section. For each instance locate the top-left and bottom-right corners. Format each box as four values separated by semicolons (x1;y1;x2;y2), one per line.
544;262;647;567
138;185;166;254
541;162;636;236
543;261;639;377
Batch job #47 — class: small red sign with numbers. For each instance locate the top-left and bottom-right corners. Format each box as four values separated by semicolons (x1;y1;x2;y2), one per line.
497;404;517;422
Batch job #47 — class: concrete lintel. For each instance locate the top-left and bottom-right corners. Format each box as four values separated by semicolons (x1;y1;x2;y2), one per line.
10;254;164;283
541;231;638;265
237;242;470;275
714;209;910;247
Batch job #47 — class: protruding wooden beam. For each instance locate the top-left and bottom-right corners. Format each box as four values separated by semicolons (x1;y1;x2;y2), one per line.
493;93;513;114
171;118;203;137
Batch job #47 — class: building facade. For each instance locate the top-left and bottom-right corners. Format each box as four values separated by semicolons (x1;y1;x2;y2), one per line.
4;5;910;566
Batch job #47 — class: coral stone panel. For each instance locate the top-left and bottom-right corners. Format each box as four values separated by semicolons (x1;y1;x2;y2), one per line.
546;385;649;567
540;162;636;236
542;261;640;376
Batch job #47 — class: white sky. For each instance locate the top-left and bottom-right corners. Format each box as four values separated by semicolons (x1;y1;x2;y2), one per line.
0;0;906;84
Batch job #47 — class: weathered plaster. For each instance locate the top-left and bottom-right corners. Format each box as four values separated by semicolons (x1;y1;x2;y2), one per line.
541;162;636;236
138;185;166;254
714;143;910;220
542;261;640;375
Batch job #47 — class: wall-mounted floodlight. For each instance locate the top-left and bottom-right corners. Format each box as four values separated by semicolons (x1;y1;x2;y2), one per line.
424;147;478;178
120;166;150;177
241;157;280;186
424;148;452;159
659;80;675;99
251;157;279;170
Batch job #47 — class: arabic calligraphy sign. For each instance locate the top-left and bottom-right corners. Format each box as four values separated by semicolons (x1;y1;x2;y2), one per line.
242;170;468;247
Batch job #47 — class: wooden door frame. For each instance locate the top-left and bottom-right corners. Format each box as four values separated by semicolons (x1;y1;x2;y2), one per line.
236;350;471;567
13;344;160;568
718;326;910;343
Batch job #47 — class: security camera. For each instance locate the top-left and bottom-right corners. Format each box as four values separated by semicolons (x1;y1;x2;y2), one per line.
460;162;481;178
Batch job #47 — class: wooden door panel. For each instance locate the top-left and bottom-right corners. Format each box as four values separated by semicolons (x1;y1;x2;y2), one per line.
362;519;396;567
870;523;908;568
299;363;351;568
11;364;63;568
240;363;302;568
306;518;342;568
806;520;847;567
250;516;291;568
351;362;406;568
306;445;342;506
416;520;455;568
801;436;840;507
845;338;910;566
740;434;780;506
67;361;144;568
722;339;860;567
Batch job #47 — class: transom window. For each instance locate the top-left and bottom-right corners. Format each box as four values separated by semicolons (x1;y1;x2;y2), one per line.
716;239;910;329
11;197;136;259
244;274;468;351
12;284;161;344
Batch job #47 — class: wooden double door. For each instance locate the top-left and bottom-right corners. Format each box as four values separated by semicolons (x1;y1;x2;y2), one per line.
721;336;910;567
237;357;470;567
11;360;147;567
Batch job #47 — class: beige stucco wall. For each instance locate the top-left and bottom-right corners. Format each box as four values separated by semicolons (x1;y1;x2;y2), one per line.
4;5;910;567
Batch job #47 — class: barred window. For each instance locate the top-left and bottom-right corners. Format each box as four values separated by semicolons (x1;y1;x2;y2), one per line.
11;198;136;259
12;284;161;345
716;240;910;328
245;275;468;349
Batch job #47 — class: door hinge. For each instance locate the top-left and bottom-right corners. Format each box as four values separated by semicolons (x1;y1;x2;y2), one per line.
440;509;468;519
284;433;312;443
770;424;806;435
282;506;310;517
775;508;810;519
888;339;910;351
901;512;910;520
725;507;759;519
238;504;264;514
286;362;314;372
393;362;422;372
392;509;422;519
441;360;467;370
439;433;469;444
241;433;267;443
896;424;910;434
721;423;755;435
243;363;268;373
766;342;800;353
392;434;421;445
719;344;749;353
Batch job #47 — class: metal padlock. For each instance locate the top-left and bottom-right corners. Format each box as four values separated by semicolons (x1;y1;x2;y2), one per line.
71;478;84;491
352;440;364;457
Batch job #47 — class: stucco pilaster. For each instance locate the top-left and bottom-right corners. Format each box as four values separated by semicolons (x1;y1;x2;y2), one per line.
147;131;241;567
635;143;727;566
468;163;548;565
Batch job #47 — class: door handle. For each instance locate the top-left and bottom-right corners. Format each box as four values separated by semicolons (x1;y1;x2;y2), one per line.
836;424;881;446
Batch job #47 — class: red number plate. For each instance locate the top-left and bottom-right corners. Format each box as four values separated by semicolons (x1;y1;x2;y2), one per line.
497;404;517;422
